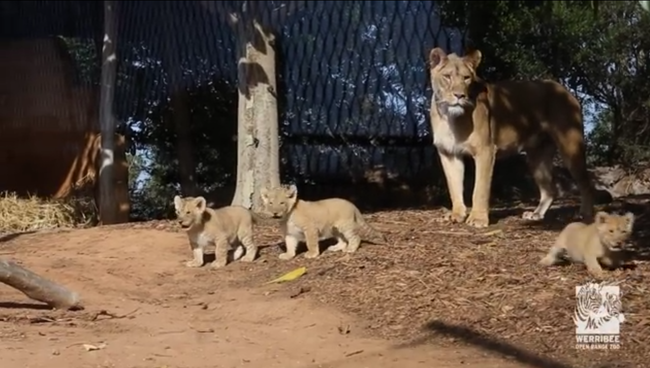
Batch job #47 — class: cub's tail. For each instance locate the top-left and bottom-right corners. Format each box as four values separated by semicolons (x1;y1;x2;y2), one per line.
354;208;388;245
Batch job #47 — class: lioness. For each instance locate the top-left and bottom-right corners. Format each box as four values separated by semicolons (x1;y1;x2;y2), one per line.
428;47;594;228
539;211;634;279
173;195;258;268
260;184;388;260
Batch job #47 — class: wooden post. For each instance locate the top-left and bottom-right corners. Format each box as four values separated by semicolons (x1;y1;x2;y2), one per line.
98;0;119;225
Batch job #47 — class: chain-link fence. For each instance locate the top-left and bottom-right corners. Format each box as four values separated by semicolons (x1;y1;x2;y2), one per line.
0;1;469;213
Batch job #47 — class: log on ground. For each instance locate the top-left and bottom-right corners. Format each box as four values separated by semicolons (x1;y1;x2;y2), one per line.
0;258;83;310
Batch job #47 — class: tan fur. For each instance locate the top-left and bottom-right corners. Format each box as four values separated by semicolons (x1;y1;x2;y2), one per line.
428;47;595;228
539;211;635;279
173;195;258;268
260;184;388;260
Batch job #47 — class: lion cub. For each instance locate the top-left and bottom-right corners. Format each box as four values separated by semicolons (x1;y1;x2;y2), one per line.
173;195;258;268
539;211;634;278
260;184;388;260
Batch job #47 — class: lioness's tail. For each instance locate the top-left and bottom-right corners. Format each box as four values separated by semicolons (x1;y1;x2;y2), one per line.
354;208;388;245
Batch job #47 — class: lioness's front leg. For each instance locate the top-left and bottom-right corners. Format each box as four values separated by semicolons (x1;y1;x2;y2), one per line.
209;238;229;269
466;148;496;228
437;152;467;223
185;241;204;268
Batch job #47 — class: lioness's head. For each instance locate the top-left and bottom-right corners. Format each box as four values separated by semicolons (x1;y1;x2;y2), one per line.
595;211;635;250
260;184;298;219
173;195;207;230
428;47;482;118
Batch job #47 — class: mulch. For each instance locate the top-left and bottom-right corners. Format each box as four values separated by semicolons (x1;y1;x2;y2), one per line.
225;197;650;368
39;196;650;368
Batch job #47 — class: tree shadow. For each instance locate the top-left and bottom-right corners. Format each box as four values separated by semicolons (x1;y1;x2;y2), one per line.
396;320;576;368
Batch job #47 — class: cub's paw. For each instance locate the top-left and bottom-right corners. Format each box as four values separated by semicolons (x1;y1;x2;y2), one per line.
587;268;605;280
209;260;227;269
522;211;544;221
240;254;256;262
185;259;203;268
539;255;556;267
303;251;320;259
278;252;295;261
466;211;489;228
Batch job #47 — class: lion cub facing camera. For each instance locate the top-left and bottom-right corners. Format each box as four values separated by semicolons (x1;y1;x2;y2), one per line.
260;184;388;260
539;211;635;278
173;195;258;268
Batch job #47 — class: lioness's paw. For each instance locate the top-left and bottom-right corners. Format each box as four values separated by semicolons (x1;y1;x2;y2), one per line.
444;209;468;223
466;212;489;228
303;251;320;259
522;211;543;221
278;252;295;260
185;259;203;268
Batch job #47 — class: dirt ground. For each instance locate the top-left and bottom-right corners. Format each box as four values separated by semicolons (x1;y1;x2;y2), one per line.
0;198;648;368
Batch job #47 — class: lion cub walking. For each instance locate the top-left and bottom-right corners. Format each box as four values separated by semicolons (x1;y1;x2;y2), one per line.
539;211;634;278
260;184;388;260
173;195;258;268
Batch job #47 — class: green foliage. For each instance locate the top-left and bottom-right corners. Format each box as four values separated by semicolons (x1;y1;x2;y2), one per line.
438;0;650;166
129;78;238;220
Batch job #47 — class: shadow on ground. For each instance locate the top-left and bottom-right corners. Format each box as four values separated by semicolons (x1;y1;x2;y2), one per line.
395;320;576;368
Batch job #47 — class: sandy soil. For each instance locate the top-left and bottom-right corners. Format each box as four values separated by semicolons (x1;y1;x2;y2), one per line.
0;225;524;368
1;200;648;368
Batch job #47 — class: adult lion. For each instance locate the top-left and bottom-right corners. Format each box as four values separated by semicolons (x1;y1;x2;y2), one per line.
427;47;594;228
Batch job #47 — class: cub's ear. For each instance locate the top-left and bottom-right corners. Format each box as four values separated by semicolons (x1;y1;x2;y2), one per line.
194;196;207;212
595;211;609;224
464;49;482;70
260;187;269;203
286;184;298;198
173;195;183;211
429;47;447;68
623;212;635;230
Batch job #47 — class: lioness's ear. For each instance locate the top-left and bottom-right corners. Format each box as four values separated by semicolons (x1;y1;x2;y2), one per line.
624;212;635;230
429;47;447;68
287;184;298;199
194;196;207;212
464;49;482;70
595;211;608;224
173;195;183;211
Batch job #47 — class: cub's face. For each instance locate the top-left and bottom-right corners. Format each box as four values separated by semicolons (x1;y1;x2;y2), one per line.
173;195;207;229
260;185;298;219
428;47;482;118
595;211;635;249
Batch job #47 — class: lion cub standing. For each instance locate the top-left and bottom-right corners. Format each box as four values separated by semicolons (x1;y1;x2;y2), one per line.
260;184;388;260
539;211;635;278
173;195;258;268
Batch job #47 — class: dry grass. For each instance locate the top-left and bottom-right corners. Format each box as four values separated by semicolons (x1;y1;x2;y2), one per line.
0;191;97;234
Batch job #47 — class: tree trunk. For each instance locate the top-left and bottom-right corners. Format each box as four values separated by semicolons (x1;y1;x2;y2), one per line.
230;19;281;211
170;89;199;196
98;0;119;225
162;2;198;197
